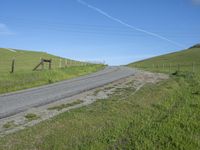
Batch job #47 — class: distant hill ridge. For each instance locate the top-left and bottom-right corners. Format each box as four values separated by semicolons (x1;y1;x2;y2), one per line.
190;44;200;49
128;43;200;67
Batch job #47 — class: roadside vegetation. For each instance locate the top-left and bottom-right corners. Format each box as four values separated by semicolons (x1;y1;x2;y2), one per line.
25;113;40;122
0;71;199;149
48;100;83;111
0;48;105;94
2;121;16;129
0;64;105;94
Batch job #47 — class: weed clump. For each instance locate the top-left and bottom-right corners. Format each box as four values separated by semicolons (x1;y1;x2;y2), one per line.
25;113;40;121
3;121;16;129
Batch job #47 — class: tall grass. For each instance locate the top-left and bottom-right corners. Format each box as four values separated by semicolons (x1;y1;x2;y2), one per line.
0;64;105;94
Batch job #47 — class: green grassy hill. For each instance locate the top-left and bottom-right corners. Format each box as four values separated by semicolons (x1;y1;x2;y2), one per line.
128;46;200;73
0;48;78;73
0;48;105;94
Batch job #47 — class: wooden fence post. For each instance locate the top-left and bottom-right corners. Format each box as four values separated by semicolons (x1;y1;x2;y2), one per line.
65;60;67;67
59;58;62;68
41;59;44;70
49;59;52;70
10;58;15;73
33;59;51;71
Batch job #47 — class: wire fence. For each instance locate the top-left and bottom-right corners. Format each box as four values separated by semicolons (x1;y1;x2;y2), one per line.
0;57;97;74
133;62;200;73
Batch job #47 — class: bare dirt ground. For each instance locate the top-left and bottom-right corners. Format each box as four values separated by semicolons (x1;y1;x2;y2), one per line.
0;70;168;136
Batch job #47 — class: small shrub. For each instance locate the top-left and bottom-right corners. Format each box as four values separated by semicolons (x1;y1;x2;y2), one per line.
3;121;16;129
172;71;178;76
48;79;53;84
25;113;40;121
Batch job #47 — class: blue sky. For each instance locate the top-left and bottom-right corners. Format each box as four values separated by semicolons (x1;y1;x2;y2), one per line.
0;0;200;65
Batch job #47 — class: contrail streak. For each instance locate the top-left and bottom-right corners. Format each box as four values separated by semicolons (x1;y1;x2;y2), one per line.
77;0;184;48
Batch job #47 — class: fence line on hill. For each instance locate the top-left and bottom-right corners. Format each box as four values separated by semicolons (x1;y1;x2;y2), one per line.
0;57;103;74
133;62;200;73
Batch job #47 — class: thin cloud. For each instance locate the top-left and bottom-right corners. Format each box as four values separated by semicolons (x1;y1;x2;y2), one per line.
77;0;184;48
0;23;14;35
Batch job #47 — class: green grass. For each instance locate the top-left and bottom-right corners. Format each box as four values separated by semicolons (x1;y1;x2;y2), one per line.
0;72;199;149
25;113;40;122
0;65;105;94
3;121;16;129
0;48;79;73
128;47;200;73
0;48;105;94
48;100;83;111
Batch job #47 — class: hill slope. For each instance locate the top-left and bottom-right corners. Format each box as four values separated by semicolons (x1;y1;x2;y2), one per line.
0;48;104;94
128;46;200;73
0;48;78;73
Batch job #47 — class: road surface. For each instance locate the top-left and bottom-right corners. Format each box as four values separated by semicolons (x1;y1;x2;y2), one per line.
0;66;136;119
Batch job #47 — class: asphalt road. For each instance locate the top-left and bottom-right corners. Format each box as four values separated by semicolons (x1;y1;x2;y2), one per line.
0;66;136;119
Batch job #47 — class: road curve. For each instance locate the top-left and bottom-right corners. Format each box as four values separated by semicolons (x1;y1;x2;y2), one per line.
0;66;136;119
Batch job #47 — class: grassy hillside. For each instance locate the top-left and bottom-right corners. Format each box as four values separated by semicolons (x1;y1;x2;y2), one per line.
0;48;105;94
128;47;200;73
123;45;200;149
0;48;79;73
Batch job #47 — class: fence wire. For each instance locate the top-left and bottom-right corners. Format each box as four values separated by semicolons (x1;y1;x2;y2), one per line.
133;63;200;73
0;58;90;74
